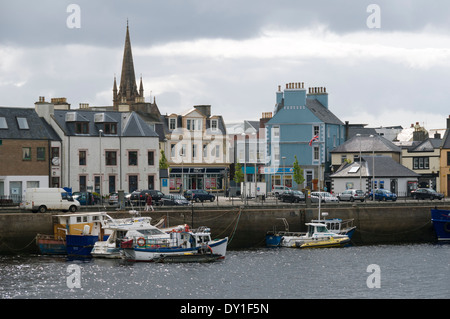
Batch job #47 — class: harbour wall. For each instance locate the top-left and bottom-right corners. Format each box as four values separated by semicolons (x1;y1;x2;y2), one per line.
0;202;447;254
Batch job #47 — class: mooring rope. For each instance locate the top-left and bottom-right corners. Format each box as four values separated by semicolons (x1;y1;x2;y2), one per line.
0;235;37;252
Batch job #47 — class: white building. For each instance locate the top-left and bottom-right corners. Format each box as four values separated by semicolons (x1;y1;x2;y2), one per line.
35;99;160;195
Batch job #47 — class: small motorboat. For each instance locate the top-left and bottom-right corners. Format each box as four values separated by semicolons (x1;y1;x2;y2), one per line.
121;225;228;262
266;218;351;248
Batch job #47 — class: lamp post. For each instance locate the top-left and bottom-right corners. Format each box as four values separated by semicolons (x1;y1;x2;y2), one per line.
356;133;362;190
370;134;375;193
99;129;103;205
241;133;246;200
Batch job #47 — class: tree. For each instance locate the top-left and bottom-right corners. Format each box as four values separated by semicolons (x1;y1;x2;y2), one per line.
159;149;169;170
293;155;305;189
233;161;244;184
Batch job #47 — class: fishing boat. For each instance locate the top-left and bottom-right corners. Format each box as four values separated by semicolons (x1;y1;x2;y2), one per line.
36;212;111;256
431;208;450;242
121;225;228;262
311;213;356;238
90;212;165;259
266;218;350;248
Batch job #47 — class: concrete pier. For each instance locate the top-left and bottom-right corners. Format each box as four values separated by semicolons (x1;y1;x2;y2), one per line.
0;202;447;254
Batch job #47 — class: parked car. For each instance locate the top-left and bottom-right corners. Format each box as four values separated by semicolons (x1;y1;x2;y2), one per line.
310;192;339;203
338;189;366;202
108;192;118;205
184;189;215;202
369;189;397;201
161;194;190;206
280;190;305;203
271;185;291;198
72;192;100;205
411;188;444;200
129;189;165;206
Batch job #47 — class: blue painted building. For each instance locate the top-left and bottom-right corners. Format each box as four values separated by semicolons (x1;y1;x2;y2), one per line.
265;82;345;191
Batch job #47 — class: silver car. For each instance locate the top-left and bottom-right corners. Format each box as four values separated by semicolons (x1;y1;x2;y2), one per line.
338;189;366;202
310;192;339;203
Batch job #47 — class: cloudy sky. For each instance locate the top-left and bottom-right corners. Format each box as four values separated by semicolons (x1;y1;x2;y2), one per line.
1;0;450;130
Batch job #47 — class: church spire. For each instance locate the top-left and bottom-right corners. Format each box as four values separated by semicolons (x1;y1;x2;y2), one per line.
114;21;140;108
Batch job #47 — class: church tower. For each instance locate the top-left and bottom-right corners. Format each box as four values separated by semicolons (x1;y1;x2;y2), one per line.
113;21;143;109
113;22;161;119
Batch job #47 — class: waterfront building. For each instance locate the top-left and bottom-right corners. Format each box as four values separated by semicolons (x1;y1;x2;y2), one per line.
35;98;159;195
226;114;269;190
161;105;230;193
265;83;345;191
330;134;402;173
331;155;419;196
0;106;61;202
400;133;442;192
440;116;450;196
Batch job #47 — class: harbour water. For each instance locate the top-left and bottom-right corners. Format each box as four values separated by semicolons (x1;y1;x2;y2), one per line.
0;244;448;300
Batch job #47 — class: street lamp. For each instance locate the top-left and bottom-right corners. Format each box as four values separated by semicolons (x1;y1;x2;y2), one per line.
370;134;375;193
241;133;247;200
356;133;362;190
99;129;103;205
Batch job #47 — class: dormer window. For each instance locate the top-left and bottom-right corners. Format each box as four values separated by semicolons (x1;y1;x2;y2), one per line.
186;118;202;131
75;122;89;134
169;118;176;130
211;119;218;130
0;117;7;129
17;117;29;130
104;123;117;134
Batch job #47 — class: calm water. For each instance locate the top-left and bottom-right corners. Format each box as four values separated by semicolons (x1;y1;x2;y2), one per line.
0;244;449;299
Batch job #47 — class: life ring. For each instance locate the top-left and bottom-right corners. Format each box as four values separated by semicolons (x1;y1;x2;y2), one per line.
137;237;146;247
444;223;450;233
185;225;190;232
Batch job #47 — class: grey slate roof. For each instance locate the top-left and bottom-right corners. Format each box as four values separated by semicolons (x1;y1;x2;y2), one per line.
408;138;442;152
306;98;344;125
331;134;401;153
331;156;419;178
52;110;158;137
0;107;60;141
442;129;450;149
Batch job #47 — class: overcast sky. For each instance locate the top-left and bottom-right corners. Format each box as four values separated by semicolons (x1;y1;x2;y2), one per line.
1;0;450;130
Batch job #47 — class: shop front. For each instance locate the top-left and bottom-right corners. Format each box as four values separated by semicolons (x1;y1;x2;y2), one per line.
169;167;228;193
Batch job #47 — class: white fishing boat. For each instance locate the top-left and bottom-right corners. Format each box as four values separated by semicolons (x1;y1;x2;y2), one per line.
90;211;166;258
266;218;350;248
121;225;228;262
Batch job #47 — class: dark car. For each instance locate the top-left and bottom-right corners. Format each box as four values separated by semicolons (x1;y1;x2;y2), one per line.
72;192;100;205
161;194;190;206
184;189;215;202
280;190;305;203
369;189;397;201
129;189;165;206
411;188;444;200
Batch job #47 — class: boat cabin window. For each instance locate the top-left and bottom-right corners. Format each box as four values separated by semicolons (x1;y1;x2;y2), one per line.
197;235;210;243
316;226;328;233
137;229;165;236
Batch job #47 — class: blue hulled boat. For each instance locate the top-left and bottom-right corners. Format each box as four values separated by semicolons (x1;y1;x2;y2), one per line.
431;208;450;241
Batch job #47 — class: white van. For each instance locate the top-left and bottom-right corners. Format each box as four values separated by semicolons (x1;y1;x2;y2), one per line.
20;188;80;213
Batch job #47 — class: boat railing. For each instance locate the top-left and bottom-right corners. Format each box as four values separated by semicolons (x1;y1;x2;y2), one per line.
273;231;307;237
130;236;182;249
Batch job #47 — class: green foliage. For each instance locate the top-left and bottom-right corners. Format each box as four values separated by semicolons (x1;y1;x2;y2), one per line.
234;161;244;184
293;155;305;186
159;149;169;169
